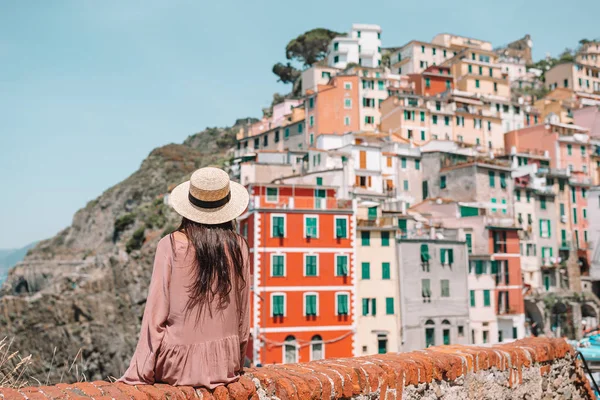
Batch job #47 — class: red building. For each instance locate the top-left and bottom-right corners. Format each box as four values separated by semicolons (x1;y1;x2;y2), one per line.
409;65;454;96
238;183;355;364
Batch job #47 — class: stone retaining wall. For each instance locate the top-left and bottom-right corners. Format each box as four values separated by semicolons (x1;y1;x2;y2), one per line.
0;338;594;399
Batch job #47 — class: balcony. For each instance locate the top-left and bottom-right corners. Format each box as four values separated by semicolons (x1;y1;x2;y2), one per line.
251;195;352;211
357;216;395;227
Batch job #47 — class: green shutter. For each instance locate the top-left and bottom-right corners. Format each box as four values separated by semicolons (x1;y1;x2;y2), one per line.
362;298;369;316
273;295;284;316
483;290;491;306
460;206;479;217
491;261;498;275
401;158;407;168
336;256;348;276
488;171;495;187
466;234;472;253
368;207;377;220
448;249;454;265
361;231;370;246
382;262;391;279
336;218;347;238
475;261;483;275
386;297;394;315
547;220;551;238
415;159;421;170
362;262;370;279
305;255;317;276
371;299;377;316
560;203;565;216
573;208;578;224
305;217;317;237
273;216;284;237
422;279;431;297
337;294;348;315
305;294;317;316
500;173;506;188
470;290;476;307
273;255;285;276
398;219;407;236
440;176;447;189
420;244;431;262
440;248;447;264
381;231;390;246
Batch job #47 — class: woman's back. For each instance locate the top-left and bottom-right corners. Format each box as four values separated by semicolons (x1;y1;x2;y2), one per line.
119;233;250;388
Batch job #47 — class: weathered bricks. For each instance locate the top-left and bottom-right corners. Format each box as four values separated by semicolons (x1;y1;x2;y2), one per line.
0;338;591;399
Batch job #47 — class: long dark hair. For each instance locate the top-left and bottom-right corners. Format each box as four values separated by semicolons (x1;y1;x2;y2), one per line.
171;217;247;320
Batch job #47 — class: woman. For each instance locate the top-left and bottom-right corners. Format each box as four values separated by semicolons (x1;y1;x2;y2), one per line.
119;167;250;388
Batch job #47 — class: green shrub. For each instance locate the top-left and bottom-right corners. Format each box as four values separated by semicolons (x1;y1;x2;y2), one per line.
113;213;135;241
126;227;145;253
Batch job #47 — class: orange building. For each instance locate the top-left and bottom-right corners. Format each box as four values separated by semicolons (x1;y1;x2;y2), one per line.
409;65;454;96
305;75;360;146
238;184;355;364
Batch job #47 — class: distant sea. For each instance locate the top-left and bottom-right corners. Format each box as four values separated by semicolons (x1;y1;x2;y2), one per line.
0;243;37;285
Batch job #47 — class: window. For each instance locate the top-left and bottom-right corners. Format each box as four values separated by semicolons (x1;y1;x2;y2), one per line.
357;31;361;38
573;208;578;224
441;279;450;297
305;216;318;238
422;279;431;302
382;262;391;279
516;190;521;202
440;248;454;266
468;65;472;73
526;191;531;203
500;173;506;189
425;77;431;88
581;145;586;156
572;187;577;203
274;130;280;143
422;180;429;199
420;244;431;271
298;123;303;133
483;290;491;306
432;115;438;125
440;176;447;189
336;255;348;276
309;116;314;127
272;215;285;238
361;231;370;246
567;144;572;155
361;262;371;280
308;97;314;108
582;188;587;199
583;208;587;219
310;335;324;361
272;294;285;317
344;98;352;109
482;331;489;344
407;130;413;139
540;197;546;210
344;82;352;90
331;216;347;239
425;320;435;347
539;219;551;238
368;206;377;221
494;82;498;92
475;79;480;88
415;159;421;170
470;290;476;307
381;232;390;247
378;80;385;90
386;297;394;315
466;233;472;254
444;116;450;126
491;198;497;213
478;66;483;75
305;254;318;276
284;336;297;363
336;293;349;315
403;180;409;191
271;254;285;277
365;116;375;124
493;230;507;253
442;321;451;345
401;157;407;169
488;171;495;187
304;293;318;316
284;127;290;138
421;45;425;53
344;116;350;126
263;135;268;146
445;79;451;89
266;187;278;203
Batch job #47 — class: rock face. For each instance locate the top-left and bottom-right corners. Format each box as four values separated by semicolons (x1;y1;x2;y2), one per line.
0;124;244;383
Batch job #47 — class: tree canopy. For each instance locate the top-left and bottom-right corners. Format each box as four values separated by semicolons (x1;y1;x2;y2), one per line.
272;28;343;87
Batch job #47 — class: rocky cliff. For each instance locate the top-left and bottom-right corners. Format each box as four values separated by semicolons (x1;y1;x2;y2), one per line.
0;122;248;384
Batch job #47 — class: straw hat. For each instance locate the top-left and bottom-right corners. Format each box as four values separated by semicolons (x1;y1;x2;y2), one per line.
169;167;249;225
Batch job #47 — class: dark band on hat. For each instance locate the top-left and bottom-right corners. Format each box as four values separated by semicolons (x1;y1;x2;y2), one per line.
188;192;231;209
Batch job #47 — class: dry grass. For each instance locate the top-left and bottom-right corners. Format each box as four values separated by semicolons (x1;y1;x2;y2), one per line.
0;337;33;389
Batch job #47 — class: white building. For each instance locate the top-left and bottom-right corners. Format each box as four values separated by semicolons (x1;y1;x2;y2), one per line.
328;24;382;69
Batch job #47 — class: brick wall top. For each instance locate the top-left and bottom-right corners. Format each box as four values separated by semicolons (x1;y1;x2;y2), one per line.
0;338;593;400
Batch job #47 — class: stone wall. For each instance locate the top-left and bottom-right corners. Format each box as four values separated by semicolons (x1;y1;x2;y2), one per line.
0;338;594;399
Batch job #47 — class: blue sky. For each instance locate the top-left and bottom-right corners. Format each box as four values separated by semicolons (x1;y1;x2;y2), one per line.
0;0;598;249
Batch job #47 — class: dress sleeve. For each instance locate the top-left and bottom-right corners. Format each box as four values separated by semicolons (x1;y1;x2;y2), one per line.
119;240;171;385
238;242;251;369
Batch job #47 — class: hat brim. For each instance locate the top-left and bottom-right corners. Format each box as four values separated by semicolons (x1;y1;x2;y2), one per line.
169;180;249;225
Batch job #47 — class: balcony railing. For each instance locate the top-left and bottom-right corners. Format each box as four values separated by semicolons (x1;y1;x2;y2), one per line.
251;196;352;211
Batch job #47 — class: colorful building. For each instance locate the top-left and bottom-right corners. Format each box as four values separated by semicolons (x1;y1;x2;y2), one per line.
328;24;382;69
239;183;356;364
408;65;454;96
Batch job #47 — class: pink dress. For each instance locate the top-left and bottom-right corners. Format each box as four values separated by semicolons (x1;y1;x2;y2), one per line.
119;235;250;388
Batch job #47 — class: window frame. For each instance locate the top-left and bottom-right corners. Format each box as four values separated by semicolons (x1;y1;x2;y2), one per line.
335;254;349;277
304;215;319;238
270;253;286;277
271;214;287;238
271;292;287;317
334;216;349;239
266;187;279;203
303;292;319;317
335;292;350;316
304;253;319;277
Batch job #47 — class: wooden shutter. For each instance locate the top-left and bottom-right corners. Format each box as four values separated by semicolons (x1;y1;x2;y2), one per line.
360;151;366;169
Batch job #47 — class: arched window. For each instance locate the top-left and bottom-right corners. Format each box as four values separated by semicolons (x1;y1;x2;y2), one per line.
284;335;297;364
310;335;324;361
425;319;435;348
442;320;451;345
